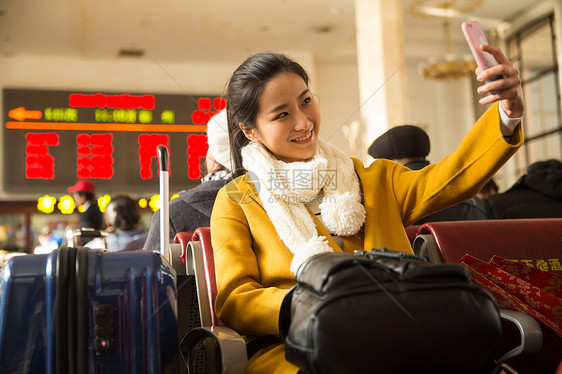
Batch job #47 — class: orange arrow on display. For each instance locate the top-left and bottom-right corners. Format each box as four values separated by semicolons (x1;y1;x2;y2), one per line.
8;107;43;121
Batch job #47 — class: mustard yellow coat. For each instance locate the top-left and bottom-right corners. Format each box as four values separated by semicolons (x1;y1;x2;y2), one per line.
210;103;522;373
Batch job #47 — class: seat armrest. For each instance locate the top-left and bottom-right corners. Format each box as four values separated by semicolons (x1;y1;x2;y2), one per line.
498;308;543;362
186;240;213;326
412;234;444;263
174;231;195;265
169;243;186;276
180;326;248;374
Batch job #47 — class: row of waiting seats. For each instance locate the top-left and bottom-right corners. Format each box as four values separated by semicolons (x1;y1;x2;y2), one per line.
171;228;248;373
171;219;562;374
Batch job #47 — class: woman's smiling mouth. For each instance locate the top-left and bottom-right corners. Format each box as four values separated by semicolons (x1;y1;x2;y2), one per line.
292;130;313;143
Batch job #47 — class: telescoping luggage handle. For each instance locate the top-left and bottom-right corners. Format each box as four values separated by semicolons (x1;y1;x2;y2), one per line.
157;145;170;262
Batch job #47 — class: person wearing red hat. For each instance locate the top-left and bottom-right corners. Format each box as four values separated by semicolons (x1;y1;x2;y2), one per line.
67;180;105;231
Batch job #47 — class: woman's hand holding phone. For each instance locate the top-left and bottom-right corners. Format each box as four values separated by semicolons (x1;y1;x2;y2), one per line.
462;21;524;122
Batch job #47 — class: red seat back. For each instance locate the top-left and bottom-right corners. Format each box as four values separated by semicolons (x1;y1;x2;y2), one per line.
415;219;562;275
190;227;221;327
405;225;421;246
174;231;194;264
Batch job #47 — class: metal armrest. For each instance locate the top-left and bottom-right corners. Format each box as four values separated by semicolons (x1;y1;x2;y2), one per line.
498;308;543;362
169;242;186;276
185;240;213;326
180;326;248;374
412;234;444;263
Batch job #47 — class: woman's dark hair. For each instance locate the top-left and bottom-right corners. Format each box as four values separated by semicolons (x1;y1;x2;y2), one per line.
105;195;140;231
226;52;310;175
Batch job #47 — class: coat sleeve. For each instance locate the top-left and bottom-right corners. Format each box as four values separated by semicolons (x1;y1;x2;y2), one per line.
211;186;289;337
399;103;522;224
358;103;523;227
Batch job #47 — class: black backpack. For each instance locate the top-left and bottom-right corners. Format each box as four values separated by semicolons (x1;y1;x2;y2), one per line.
279;249;503;374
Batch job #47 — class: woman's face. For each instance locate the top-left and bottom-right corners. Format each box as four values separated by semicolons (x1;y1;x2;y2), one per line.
243;72;321;163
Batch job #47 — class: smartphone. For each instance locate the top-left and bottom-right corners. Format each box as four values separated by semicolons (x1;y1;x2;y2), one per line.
462;21;502;94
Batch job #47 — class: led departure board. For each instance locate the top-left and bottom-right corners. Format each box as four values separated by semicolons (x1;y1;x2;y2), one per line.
3;88;225;195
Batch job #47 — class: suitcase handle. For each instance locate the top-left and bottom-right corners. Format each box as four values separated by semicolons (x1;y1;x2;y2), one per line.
157;145;170;261
157;144;169;172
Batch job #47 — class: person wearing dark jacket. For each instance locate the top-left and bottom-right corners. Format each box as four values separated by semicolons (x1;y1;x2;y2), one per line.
143;109;232;251
368;125;489;224
67;179;105;230
486;159;562;219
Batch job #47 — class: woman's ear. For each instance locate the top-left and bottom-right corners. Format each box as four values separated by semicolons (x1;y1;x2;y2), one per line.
240;123;259;142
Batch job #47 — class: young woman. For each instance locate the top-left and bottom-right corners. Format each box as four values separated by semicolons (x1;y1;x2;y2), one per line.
210;48;524;373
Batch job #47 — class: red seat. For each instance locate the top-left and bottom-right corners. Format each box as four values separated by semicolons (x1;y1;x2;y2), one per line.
175;227;247;373
173;231;194;265
413;218;562;275
404;224;421;247
412;218;562;371
189;227;220;327
174;224;548;373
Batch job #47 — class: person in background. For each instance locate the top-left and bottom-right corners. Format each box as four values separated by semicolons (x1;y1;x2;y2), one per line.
477;177;499;200
368;125;489;224
211;48;523;373
486;159;562;218
143;109;233;251
34;225;63;254
103;195;148;251
67;179;105;230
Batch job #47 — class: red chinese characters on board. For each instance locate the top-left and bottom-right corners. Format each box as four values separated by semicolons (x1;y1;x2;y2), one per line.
22;97;224;181
192;97;226;125
77;133;114;179
187;97;225;178
25;132;59;179
69;93;155;110
187;134;208;179
24;132;210;181
138;134;170;179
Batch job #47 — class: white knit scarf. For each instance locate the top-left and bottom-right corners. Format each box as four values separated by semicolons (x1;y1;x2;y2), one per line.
242;140;366;274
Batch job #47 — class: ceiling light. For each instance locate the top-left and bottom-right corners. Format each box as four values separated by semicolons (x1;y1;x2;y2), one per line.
408;0;484;19
418;54;476;80
417;19;477;80
409;0;482;80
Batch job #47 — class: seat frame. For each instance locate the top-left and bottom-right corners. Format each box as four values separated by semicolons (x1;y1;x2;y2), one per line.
180;227;247;374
